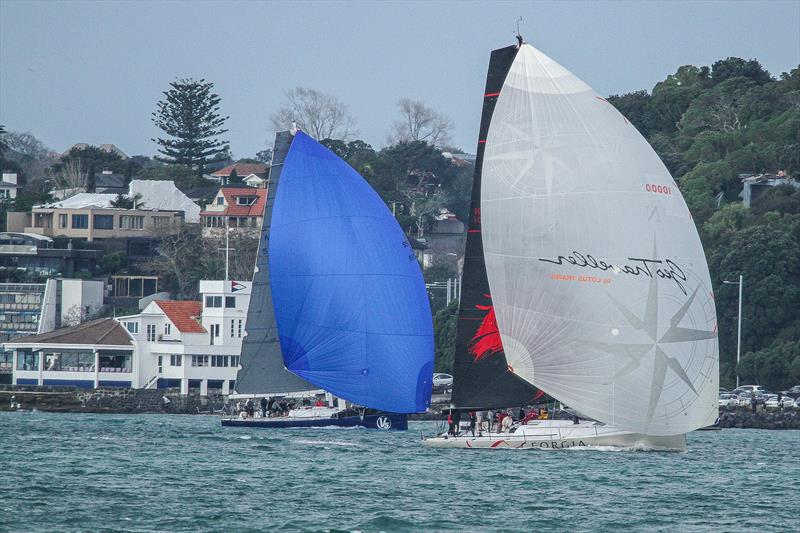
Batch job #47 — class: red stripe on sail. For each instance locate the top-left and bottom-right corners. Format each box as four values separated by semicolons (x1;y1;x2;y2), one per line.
469;299;503;362
485;92;500;97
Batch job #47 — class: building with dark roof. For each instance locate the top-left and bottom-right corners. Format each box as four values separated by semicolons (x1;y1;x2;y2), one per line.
210;162;269;185
0;232;103;282
4;318;134;388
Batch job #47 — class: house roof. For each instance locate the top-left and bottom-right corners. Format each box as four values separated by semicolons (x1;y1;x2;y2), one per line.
8;318;133;346
211;162;268;178
155;300;206;333
180;185;219;201
95;173;127;188
200;187;267;217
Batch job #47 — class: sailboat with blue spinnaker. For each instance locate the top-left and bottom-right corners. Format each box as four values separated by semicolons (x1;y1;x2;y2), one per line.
221;130;434;431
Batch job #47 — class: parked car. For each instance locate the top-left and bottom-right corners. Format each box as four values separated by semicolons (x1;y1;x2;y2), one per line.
782;385;800;400
737;390;765;406
432;373;453;389
765;396;796;408
719;387;730;394
732;385;764;396
718;393;738;407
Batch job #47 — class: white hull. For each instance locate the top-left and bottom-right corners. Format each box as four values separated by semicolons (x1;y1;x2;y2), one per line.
422;420;686;451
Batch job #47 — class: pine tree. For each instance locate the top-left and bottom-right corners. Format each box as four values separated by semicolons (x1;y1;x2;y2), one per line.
151;78;229;178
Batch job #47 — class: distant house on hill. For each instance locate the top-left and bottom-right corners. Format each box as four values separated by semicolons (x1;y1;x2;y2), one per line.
420;209;466;270
63;143;128;159
243;174;267;188
210;162;269;185
740;172;800;207
0;173;20;201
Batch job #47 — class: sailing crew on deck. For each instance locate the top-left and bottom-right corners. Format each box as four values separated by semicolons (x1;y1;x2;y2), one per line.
260;397;268;418
501;412;513;432
447;410;455;436
245;398;255;418
486;410;494;433
468;411;477;436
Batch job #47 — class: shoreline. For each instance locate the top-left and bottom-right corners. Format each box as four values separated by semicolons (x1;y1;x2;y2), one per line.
2;387;799;429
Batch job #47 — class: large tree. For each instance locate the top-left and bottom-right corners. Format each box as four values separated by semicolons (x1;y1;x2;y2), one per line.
270;87;357;140
152;78;230;178
388;98;453;148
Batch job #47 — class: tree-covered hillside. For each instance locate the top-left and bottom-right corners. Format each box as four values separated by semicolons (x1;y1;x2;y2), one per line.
608;58;800;390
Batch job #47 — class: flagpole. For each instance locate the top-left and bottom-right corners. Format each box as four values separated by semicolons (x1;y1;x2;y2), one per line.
225;216;230;281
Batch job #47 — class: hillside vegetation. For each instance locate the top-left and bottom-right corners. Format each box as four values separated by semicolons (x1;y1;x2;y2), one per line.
610;58;800;390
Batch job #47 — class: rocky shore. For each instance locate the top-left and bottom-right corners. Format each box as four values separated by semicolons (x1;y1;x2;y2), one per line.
0;386;226;415
3;386;799;430
717;405;800;430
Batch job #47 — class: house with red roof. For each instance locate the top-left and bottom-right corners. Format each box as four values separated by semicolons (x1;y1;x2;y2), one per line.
199;186;267;236
113;279;252;395
210;162;269;186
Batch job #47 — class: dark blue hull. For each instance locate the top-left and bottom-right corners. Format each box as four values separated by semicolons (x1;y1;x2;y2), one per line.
221;413;408;431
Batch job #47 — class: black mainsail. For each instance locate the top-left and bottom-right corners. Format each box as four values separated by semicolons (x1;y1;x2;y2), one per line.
234;132;318;395
451;44;540;409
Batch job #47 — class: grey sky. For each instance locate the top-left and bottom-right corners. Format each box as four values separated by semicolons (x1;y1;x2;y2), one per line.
1;0;798;159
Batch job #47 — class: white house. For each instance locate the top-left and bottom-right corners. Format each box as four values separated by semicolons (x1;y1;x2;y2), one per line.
5;280;251;396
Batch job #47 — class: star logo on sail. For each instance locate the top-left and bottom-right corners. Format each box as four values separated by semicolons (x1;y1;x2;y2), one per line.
589;243;716;426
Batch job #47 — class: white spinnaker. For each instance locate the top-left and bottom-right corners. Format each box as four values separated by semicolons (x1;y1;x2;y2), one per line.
481;44;718;436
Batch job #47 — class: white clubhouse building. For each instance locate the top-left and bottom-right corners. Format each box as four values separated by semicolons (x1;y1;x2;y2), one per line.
4;280;250;396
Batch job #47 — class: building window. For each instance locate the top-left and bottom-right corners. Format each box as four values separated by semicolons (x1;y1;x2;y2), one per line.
191;355;209;367
237;319;243;338
205;296;222;308
211;355;229;367
165;323;171;335
152;216;170;228
230;320;234;337
212;324;220;337
225;296;235;308
99;352;131;372
120;215;144;229
58;214;68;228
146;324;156;342
170;354;182;367
16;351;38;371
158;355;163;373
71;214;89;229
216;196;224;205
125;321;139;334
236;196;257;206
93;214;114;229
230;356;240;368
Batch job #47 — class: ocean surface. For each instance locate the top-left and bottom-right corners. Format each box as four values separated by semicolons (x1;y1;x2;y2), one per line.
1;412;797;532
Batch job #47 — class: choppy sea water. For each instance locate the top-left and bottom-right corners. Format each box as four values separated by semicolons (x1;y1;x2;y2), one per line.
1;412;797;532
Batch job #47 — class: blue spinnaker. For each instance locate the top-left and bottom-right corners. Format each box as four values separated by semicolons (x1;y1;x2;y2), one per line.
269;131;434;413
